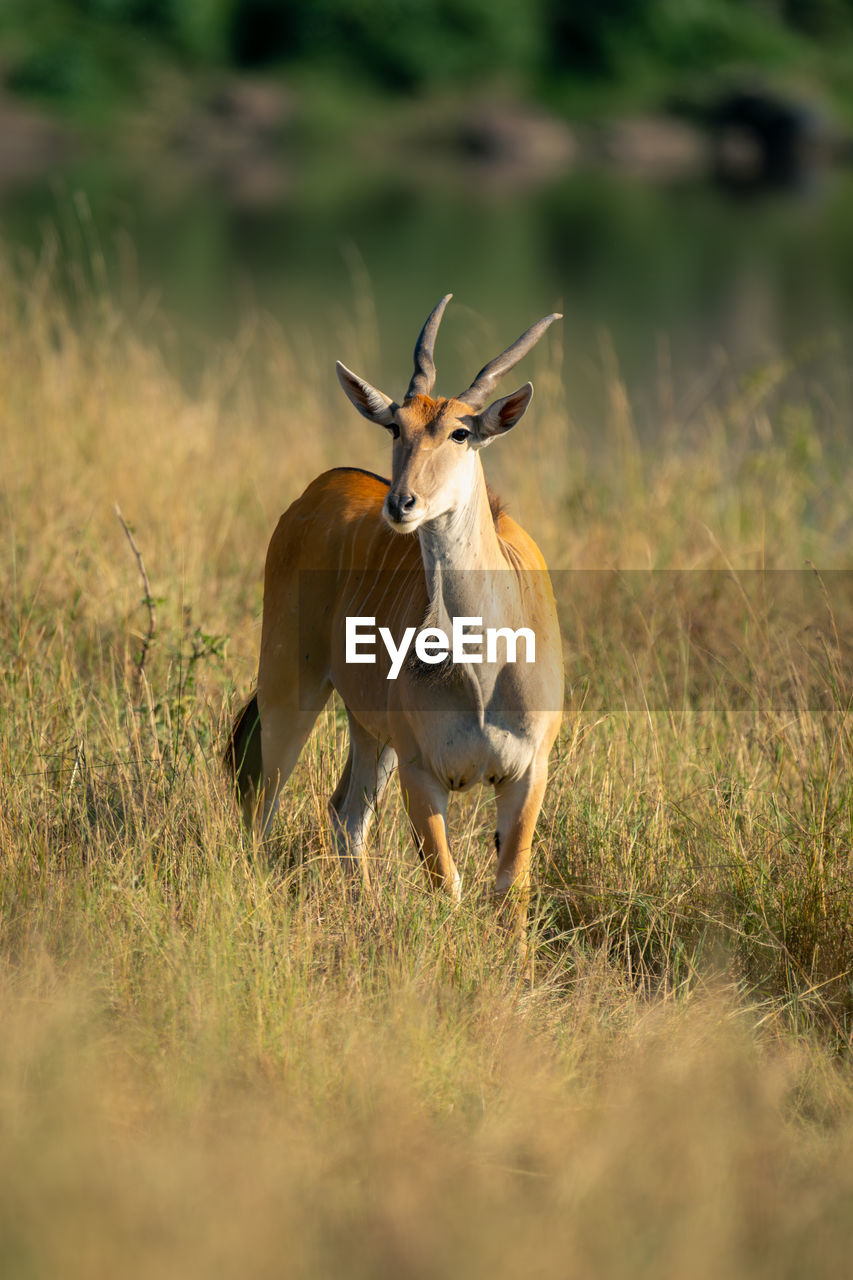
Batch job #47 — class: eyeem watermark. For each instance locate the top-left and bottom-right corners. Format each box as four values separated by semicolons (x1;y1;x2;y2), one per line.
346;616;536;680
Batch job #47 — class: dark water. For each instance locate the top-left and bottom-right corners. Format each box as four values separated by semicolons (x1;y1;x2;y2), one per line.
2;149;853;438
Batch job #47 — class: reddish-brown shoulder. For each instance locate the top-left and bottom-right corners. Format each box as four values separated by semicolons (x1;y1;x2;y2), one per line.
303;467;388;514
495;508;549;571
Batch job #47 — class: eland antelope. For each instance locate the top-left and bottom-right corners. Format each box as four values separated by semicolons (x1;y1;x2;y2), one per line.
227;296;564;927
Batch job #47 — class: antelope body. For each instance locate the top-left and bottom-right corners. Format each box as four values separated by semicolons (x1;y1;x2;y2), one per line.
228;296;564;926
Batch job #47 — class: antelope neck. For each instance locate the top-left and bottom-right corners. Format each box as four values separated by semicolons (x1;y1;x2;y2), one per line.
417;462;518;628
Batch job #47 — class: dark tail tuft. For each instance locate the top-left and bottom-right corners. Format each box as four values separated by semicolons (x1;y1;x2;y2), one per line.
225;692;262;809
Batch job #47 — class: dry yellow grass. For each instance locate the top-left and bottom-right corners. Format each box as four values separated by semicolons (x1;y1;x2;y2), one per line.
2;238;853;1276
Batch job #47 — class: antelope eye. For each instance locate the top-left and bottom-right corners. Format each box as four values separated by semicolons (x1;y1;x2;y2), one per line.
386;423;400;440
450;428;470;443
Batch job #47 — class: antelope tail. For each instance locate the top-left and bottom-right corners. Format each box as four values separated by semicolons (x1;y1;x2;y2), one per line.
225;692;262;808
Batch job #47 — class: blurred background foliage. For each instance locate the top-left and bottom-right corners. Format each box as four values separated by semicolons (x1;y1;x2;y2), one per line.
2;0;853;114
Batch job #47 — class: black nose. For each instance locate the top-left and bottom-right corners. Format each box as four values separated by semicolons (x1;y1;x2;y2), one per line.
387;491;417;523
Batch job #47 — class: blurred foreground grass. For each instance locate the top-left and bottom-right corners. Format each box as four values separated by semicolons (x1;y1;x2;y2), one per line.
2;238;853;1276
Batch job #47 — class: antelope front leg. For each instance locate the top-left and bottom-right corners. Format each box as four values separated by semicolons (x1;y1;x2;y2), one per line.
397;763;461;902
493;758;550;932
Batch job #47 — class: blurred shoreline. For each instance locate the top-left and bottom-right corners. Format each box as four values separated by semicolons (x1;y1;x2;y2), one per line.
1;72;848;206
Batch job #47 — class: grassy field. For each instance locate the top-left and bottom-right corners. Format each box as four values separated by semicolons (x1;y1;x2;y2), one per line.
2;238;853;1277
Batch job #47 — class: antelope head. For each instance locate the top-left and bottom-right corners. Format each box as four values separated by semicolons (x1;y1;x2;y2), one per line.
336;296;562;533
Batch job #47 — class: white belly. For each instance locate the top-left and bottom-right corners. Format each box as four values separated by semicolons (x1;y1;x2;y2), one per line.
422;717;535;791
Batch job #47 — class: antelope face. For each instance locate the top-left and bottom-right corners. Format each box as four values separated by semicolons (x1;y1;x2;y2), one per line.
382;396;479;532
335;294;559;534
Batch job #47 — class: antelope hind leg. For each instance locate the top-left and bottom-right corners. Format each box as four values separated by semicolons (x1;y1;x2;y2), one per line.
329;711;396;888
255;682;330;839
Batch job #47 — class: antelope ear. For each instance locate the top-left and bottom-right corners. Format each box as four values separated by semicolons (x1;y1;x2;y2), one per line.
474;382;534;443
336;362;396;426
